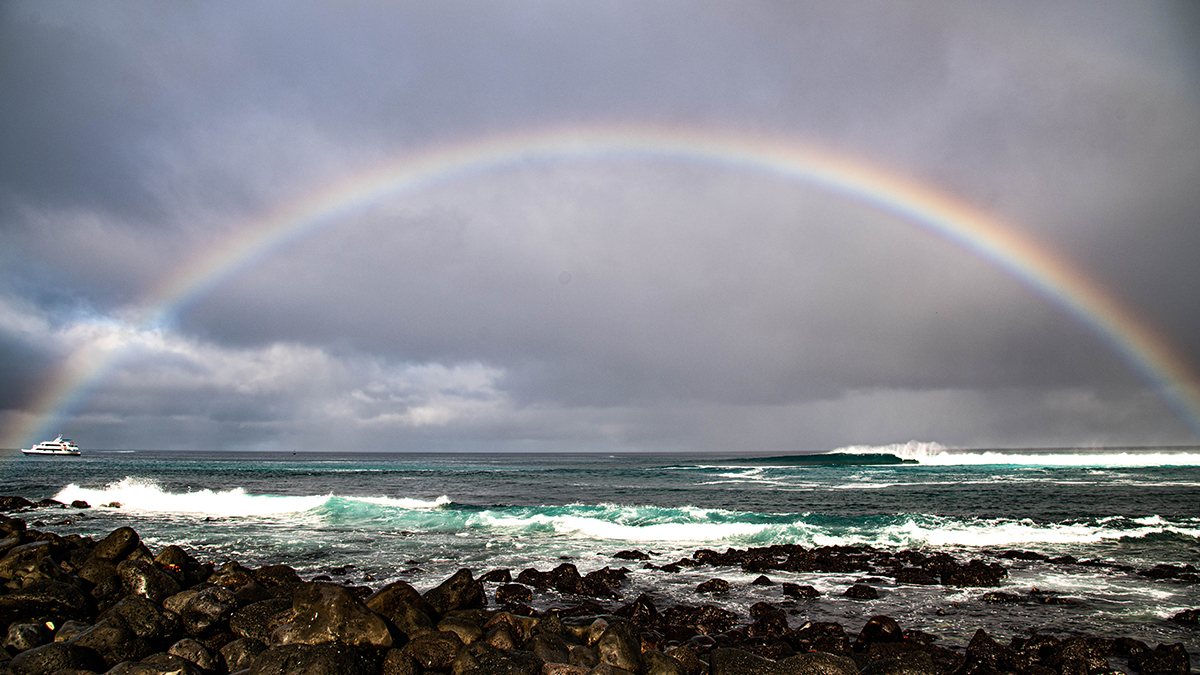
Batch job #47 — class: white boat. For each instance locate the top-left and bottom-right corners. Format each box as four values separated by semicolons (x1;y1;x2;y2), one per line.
22;435;81;456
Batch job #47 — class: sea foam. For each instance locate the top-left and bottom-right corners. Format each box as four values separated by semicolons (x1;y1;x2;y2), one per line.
54;478;330;517
833;441;1200;467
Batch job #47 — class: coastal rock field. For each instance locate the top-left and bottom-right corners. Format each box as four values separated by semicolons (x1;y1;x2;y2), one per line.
1;498;1194;675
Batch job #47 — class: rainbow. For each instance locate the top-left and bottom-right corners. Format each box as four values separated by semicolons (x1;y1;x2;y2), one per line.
8;125;1200;449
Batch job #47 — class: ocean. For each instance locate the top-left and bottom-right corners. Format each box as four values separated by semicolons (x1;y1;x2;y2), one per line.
2;442;1198;654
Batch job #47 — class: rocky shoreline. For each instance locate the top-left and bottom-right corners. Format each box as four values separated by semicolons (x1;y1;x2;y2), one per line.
1;497;1195;675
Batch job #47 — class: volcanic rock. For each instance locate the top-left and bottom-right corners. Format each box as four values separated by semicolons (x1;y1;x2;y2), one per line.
222;637;268;672
277;581;392;648
180;585;239;635
7;642;106;675
424;569;487;615
118;559;182;604
843;584;879;600
250;643;374;675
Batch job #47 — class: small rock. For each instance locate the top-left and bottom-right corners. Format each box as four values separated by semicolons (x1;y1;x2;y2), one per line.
843;584;879;600
696;578;730;594
781;583;820;598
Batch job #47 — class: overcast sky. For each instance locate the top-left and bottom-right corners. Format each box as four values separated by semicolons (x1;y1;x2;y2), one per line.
2;1;1200;452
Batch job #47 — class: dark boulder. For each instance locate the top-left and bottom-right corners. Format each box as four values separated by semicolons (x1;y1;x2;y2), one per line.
664;647;703;675
696;578;730;594
255;564;304;590
0;541;51;581
939;560;1006;587
91;527;140;561
0;496;34;512
526;633;571;665
613;550;651;561
479;569;512;584
382;649;421;675
597;620;642;673
495;584;533;605
232;598;296;643
856;616;904;649
100;595;180;641
614;593;660;625
277;581;393;649
642;650;688;675
400;630;465;671
169;638;217;670
222;637;268;672
777;652;859;675
781;583;820;598
117;559;182;604
709;648;782;675
894;569;938;585
249;643;374;675
106;653;205;675
1129;643;1189;675
5;622;52;652
68;616;152;667
0;578;91;624
844;584;879;600
1170;609;1199;624
367;580;434;619
7;642;106;675
451;641;542;675
752;575;774;586
424;569;486;615
180;585;239;636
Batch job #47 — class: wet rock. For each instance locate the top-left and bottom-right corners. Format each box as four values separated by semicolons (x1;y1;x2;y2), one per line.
980;591;1022;604
401;630;465;671
856;616;904;649
0;578;91;624
382;649;421;675
1169;609;1199;624
92;526;140;561
440;616;484;645
277;581;393;649
843;584;879;600
106;653;205;675
118;559;182;604
249;643;374;675
68;616;152;667
894;569;938;586
939;560;1006;587
478;569;512;584
0;496;35;512
367;580;433;617
696;578;730;594
661;604;739;636
168;637;217;670
255;564;304;591
752;575;774;586
597;620;641;673
101;594;180;640
496;584;533;604
7;642;106;675
231;593;295;638
209;561;258;588
53;620;92;643
614;593;660;625
6;623;52;652
524;633;570;664
451;641;541;675
70;500;90;509
222;637;267;672
777;652;859;675
642;650;688;675
709;648;782;675
664;647;703;675
781;583;819;599
543;664;590;675
237;580;278;606
794;623;850;655
1129;643;1189;675
424;569;487;615
0;541;51;581
181;585;239;635
612;550;650;561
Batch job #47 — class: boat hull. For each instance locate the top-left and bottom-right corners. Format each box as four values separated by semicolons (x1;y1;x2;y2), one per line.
21;448;81;456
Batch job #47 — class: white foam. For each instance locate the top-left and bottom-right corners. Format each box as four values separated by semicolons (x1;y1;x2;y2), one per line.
54;478;330;517
473;511;768;542
348;495;452;509
799;516;1200;549
832;441;1200;467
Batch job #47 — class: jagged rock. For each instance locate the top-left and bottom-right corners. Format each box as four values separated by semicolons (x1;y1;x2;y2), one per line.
181;585;239;636
451;641;541;675
894;569;938;586
781;583;820;598
401;630;465;671
118;559;182;604
92;527;140;561
0;496;35;512
1045;636;1107;675
169;637;217;670
613;550;650;561
696;578;730;594
496;584;533;604
709;648;782;675
68;616;152;667
614;593;660;625
0;541;51;580
478;569;512;584
1130;643;1190;675
222;637;267;672
597;620;641;673
642;650;688;675
209;561;258;588
249;643;374;675
277;581;393;649
7;642;106;675
777;652;859;675
0;578;91;624
425;569;487;614
53;620;92;643
980;591;1022;603
856;616;904;648
794;623;850;655
843;584;879;600
101;595;180;640
6;623;52;652
526;633;571;664
232;598;296;643
664;647;702;675
1171;609;1199;624
939;560;1006;587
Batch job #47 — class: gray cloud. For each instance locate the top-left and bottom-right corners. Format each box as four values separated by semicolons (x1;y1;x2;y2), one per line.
2;0;1198;451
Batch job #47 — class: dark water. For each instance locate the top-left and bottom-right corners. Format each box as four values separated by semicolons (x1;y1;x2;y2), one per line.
2;444;1198;653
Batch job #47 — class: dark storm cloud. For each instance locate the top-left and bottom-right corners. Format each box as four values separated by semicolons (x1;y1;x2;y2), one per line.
2;1;1199;451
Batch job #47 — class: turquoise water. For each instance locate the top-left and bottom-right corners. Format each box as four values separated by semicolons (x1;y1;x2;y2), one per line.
2;444;1198;651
